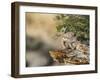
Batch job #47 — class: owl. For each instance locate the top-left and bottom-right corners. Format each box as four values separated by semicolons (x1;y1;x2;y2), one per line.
61;32;77;50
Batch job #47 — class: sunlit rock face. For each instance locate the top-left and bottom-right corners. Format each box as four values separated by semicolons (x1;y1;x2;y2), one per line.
49;32;89;65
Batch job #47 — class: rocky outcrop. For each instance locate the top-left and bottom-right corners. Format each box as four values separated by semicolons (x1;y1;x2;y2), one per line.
49;32;89;65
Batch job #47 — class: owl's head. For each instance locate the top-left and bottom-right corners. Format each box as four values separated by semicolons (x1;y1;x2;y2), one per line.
63;32;75;39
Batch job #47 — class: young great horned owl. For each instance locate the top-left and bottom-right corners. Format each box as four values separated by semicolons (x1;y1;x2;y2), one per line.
61;32;78;50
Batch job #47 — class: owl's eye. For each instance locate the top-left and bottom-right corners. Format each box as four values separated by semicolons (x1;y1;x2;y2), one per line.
63;41;66;44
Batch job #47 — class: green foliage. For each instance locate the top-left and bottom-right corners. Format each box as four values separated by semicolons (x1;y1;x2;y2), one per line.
56;14;89;43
